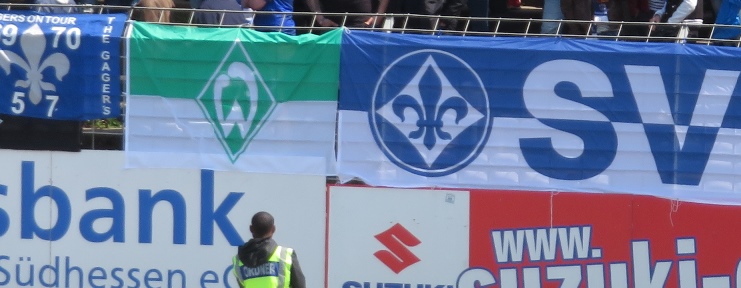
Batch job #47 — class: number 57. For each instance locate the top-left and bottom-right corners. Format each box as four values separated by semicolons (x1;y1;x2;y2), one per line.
11;92;59;117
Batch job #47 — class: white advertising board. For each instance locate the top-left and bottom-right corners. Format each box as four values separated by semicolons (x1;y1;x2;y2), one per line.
0;150;326;288
327;186;469;288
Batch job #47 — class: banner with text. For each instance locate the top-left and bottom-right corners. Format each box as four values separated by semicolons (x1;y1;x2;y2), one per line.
126;23;341;175
328;185;741;288
0;150;326;288
327;186;470;288
468;189;741;288
0;12;126;120
337;30;741;205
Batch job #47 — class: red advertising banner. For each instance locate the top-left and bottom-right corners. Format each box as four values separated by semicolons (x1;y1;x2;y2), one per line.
468;190;741;288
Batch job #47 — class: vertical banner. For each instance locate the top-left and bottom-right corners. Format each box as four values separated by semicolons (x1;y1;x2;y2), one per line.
328;186;469;288
0;12;126;120
126;23;341;175
337;29;741;205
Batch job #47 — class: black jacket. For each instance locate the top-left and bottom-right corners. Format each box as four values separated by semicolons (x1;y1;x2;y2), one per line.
237;237;306;288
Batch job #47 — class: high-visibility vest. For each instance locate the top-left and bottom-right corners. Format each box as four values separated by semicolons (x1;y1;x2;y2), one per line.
233;246;293;288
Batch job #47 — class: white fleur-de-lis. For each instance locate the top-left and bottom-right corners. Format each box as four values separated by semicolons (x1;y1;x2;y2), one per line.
0;24;70;105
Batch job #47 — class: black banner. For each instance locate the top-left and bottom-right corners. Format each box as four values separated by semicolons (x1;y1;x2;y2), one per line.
0;114;81;152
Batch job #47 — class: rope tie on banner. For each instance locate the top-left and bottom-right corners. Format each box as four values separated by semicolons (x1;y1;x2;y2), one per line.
47;152;54;265
549;191;560;228
669;199;681;227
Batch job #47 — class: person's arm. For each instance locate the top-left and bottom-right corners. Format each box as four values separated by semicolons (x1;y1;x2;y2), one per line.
667;0;698;23
289;251;306;288
651;1;667;22
364;0;390;27
376;0;389;14
649;1;666;31
242;0;267;10
305;0;338;26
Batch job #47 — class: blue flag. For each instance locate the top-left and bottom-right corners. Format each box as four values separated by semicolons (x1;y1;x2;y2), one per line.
337;30;741;205
0;12;126;120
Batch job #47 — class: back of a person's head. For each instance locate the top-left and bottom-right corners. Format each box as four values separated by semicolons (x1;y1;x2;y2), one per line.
251;211;274;237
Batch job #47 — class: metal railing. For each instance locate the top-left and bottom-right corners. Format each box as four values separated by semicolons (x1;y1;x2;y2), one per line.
2;3;741;150
4;3;741;43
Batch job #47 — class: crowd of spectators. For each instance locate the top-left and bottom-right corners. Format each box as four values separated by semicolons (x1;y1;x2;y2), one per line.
539;0;740;43
234;0;741;42
6;0;741;42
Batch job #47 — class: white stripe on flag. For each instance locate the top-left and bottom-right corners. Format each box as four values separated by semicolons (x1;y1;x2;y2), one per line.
126;95;336;175
337;110;741;205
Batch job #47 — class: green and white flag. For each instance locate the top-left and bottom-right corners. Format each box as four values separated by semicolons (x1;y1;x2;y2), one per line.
125;22;341;175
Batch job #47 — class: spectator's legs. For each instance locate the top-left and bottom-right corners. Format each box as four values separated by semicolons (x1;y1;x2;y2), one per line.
489;0;507;17
605;0;630;34
712;0;723;14
402;0;444;31
607;0;629;21
711;0;741;40
104;0;133;13
560;0;576;33
136;0;174;22
541;0;564;33
440;0;467;29
293;0;311;34
575;0;593;34
561;0;592;35
321;0;373;27
423;0;446;15
397;0;466;31
424;0;446;30
400;0;425;30
468;0;489;31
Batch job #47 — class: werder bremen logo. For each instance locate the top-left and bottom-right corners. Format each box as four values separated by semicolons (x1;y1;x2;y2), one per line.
196;39;276;163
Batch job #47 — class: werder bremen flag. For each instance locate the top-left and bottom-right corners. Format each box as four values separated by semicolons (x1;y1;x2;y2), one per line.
126;22;341;175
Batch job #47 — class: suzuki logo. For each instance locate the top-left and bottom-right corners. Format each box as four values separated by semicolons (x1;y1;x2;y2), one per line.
374;223;421;274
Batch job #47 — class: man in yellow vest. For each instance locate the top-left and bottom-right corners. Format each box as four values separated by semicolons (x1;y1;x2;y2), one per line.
233;211;306;288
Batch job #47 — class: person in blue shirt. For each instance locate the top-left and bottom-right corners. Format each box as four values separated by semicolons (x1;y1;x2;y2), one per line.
243;0;295;35
712;0;741;41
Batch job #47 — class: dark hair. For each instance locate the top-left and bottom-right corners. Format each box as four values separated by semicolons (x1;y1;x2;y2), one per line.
251;211;274;237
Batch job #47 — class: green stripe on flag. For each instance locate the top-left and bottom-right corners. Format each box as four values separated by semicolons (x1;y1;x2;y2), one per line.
128;22;342;102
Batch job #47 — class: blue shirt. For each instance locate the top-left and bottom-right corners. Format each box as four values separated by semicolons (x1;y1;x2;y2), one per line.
253;0;295;35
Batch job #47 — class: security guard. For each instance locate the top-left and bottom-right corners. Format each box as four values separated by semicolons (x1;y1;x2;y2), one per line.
233;211;306;288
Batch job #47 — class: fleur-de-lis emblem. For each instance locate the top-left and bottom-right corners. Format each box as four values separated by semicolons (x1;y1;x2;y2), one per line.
0;24;70;105
372;50;490;176
378;55;481;165
391;56;469;151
